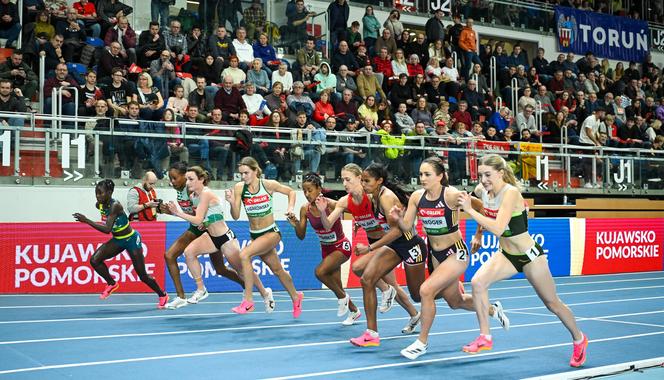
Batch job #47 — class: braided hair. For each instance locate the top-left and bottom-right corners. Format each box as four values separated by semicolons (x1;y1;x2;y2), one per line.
169;161;188;175
363;163;410;206
95;179;115;194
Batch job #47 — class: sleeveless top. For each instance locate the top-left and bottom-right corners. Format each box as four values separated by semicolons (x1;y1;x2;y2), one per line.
177;187;197;216
481;184;529;237
417;187;459;236
347;192;389;234
241;180;273;219
193;187;225;227
98;199;134;239
306;204;346;245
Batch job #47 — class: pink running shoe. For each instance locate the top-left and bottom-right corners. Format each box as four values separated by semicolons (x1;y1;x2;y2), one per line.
350;330;380;347
570;333;588;367
100;283;120;300
462;335;493;354
232;300;255;314
158;294;169;309
292;292;304;318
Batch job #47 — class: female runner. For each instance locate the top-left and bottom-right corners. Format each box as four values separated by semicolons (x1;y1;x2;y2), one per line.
227;157;304;317
286;173;361;325
459;154;587;367
73;179;168;308
167;166;275;311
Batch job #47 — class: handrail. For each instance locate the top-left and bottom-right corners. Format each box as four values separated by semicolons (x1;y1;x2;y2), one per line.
39;53;45;114
511;77;519;118
494;96;502;112
452;51;458;71
490;56;497;92
535;100;543;143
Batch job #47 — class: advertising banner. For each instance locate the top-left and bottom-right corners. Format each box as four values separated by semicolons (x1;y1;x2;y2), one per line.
582;218;663;275
555;6;649;62
0;222;166;293
464;218;571;280
652;27;664;53
163;221;322;293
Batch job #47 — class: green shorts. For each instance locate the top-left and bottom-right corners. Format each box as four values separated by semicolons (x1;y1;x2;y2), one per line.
187;224;206;237
112;231;142;251
501;243;546;272
250;224;281;240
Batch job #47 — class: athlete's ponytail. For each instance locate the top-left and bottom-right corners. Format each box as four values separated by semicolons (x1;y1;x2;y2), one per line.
96;179;115;194
480;154;521;191
363;162;410;206
422;156;449;186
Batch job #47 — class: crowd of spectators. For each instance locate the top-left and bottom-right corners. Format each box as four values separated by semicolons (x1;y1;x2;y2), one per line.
0;0;662;186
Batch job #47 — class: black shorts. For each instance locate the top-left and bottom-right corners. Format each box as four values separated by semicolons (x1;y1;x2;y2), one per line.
187;224;206;237
210;229;237;250
429;239;469;264
501;243;546;272
387;234;427;266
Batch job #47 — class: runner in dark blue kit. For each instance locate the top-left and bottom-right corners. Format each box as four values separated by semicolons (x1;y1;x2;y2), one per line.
73;179;168;308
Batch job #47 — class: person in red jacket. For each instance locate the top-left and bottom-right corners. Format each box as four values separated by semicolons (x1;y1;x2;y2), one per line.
452;100;473;130
313;89;335;123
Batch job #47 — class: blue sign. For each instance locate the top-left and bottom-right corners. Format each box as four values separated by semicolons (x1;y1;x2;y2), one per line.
164;221;322;294
555;6;649;62
464;218;571;281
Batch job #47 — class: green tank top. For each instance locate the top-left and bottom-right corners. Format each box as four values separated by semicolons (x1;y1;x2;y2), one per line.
176;187;198;215
97;199;133;239
480;184;529;237
195;187;225;227
241;180;273;218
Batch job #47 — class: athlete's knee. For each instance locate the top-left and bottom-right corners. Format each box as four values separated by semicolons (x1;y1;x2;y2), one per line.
164;249;179;263
314;266;326;281
471;275;488;293
351;261;364;277
89;252;103;267
360;273;378;289
419;282;436;301
239;249;253;262
543;298;564;314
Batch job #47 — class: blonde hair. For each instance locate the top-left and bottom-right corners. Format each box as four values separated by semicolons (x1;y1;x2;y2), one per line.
138;72;153;88
238;156;262;177
341;163;362;177
187;165;210;185
480;154;521;190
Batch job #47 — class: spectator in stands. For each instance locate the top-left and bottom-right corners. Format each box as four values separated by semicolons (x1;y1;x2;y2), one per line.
354;44;371;70
243;81;271;125
270;63;292;94
623;61;640;82
492;44;509;72
0;0;21;48
60;8;86;63
471;63;492;98
247;58;270;95
425;75;445;107
97;0;133;36
150;0;170;28
253;33;279;71
626;98;645;119
358;94;378;123
165;84;188;116
362;6;380;56
357;65;385;102
208;26;235;68
410;96;433;127
127;171;160;221
441;57;460;100
532;47;549;80
424;8;445;46
232;27;254;70
375;28;397;58
433;100;451;127
44;63;78;116
104;17;137;65
584;72;599;94
314;61;336;96
187;26;207;64
335;64;356;96
43;34;65;73
394;102;414;134
334;88;359;124
586;92;602;115
104;67;135;116
407;54;425;78
291;110;323;174
137;21;165;68
452;100;472;130
207;108;233;179
462;78;486;121
373;47;393;86
78;70;103;116
328;0;349;50
544;111;565;144
346;21;363;53
383;9;403;40
507;45;528;70
617;117;643;147
574;90;588;121
150;50;178;95
516;104;537;136
264;81;287;121
391;49;408;78
136;72;164;120
219;55;245;87
313;89;334;124
488;106;511;134
297;37;321;70
0;50;38;102
390;73;412;108
244;0;266;41
73;0;101;38
215;75;245;122
579;107;605;148
332;41;359;74
34;11;55;54
163;20;187;59
534;85;555;116
286;0;315;48
0;79;26;126
459;18;481;80
99;42;129;82
188;76;214;115
563;52;578;75
576;51;594;75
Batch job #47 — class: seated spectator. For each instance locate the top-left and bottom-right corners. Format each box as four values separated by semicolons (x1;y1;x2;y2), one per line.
150;50;179;95
243;0;266;41
253;32;279;72
358;94;378;124
137;21;165;68
544;111;565;144
335;65;357;97
407;54;424;78
242;81;271;125
433;100;452;127
0;50;38;102
72;0;101;38
390;73;412;108
163;20;188;59
196;55;221;87
313;89;334;124
354;44;371;70
334;88;359;125
166;84;188;116
425;57;443;82
220;56;246;87
264;81;287;122
518;86;536;113
78;70;104;116
452;100;472;130
0;79;26;126
296;37;321;69
162;108;189;168
187;26;207;65
34;11;55;52
104;67;135;116
347;21;363;53
104;16;137;65
136;72;164;120
374;28;397;58
410;96;433;127
287;81;315;120
373;47;394;85
428;40;446;64
516;104;537;135
314;62;336;96
484;125;501;141
394;102;415;134
208;26;235;68
188;76;215;115
290;110;323;174
357;65;385;102
97;0;133;36
247;58;270;95
331;41;358;74
99;41;129;82
232;27;254;70
214;75;246;123
488;106;511;134
272;62;293;93
462;78;487;121
44;63;78;116
554;91;575;113
441;57;460;99
391;49;408;78
60;8;86;63
0;0;21;48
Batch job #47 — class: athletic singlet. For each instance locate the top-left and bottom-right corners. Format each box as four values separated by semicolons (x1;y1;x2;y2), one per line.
192;187;225;227
416;187;459;236
481;184;529;237
306;204;346;245
241;180;274;218
347;192;389;234
177;187;197;216
98;199;134;239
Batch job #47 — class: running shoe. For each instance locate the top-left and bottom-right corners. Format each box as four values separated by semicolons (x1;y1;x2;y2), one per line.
158;293;169;309
350;330;380;347
231;299;255;314
166;297;188;310
187;288;209;304
401;311;421;334
491;301;510;331
379;285;397;313
100;283;120;300
462;335;493;354
292;292;304;318
341;310;362;326
570;333;588;368
337;294;350;317
263;288;275;313
401;339;428;360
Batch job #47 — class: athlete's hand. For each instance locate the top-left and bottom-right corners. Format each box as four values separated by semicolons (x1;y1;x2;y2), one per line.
389;205;404;221
167;201;180;216
225;188;234;202
470;234;482;253
458;192;472;211
285;212;298;226
158;203;170;214
72;213;88;223
355;243;370;256
314;195;328;212
197;224;206;231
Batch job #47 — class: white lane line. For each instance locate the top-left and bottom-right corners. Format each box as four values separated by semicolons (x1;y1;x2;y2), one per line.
2;287;663;325
261;331;664;380
523;356;664;380
1;315;661;375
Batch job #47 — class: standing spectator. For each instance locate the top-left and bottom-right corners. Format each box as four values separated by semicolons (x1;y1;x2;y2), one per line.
0;50;38;101
137;21;165;68
243;0;266;41
0;0;21;48
127;171;161;221
150;0;170;27
362;6;380;56
447;14;463;55
287;0;315;48
383;9;403;39
327;0;349;50
97;0;133;36
424;8;445;45
104;16;137;65
72;0;101;38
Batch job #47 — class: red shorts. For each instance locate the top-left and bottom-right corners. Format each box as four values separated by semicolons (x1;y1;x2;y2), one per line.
321;238;352;259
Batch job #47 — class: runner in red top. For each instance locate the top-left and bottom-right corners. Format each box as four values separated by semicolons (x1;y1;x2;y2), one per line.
287;173;360;324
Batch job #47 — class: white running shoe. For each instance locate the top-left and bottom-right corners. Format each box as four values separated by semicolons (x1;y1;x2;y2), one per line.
187;288;209;304
337;294;350;317
491;301;510;331
166;297;188;309
401;339;428;360
401;312;421;334
341;310;362;326
379;285;397;313
263;288;275;313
